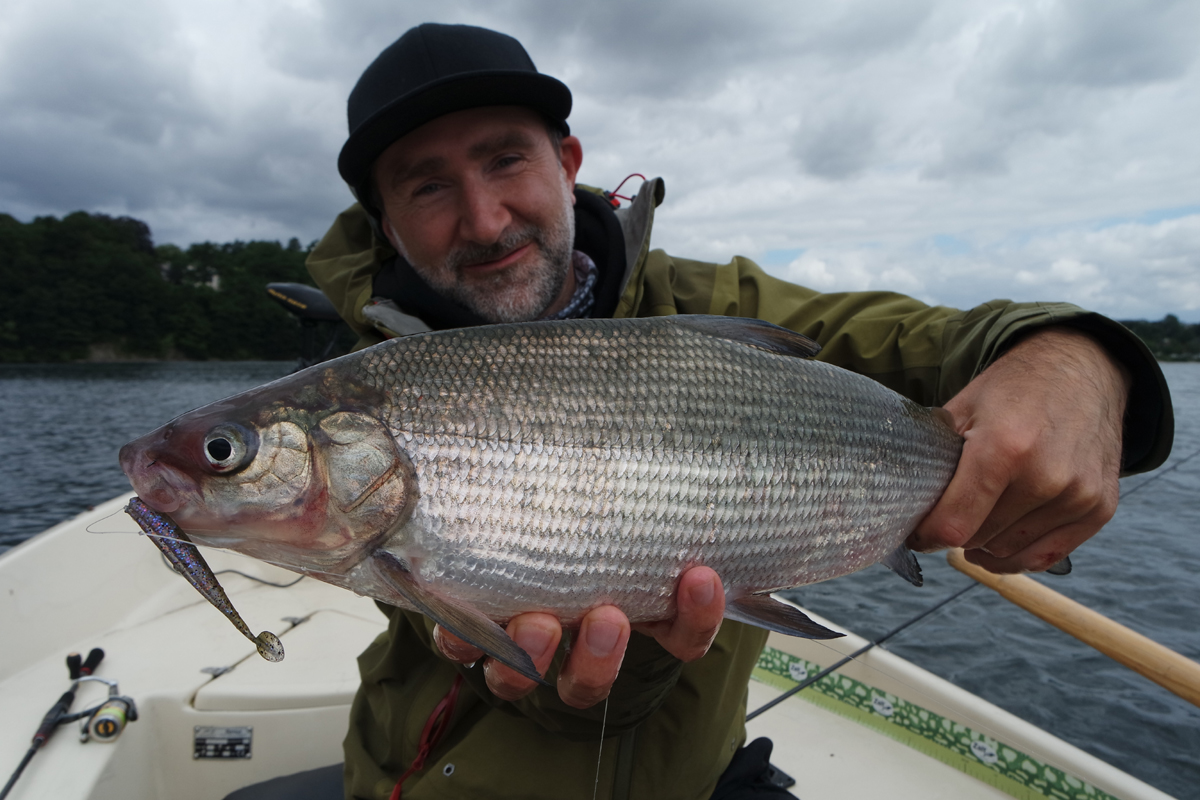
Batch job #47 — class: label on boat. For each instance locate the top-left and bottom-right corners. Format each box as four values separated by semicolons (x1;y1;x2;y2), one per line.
194;726;253;759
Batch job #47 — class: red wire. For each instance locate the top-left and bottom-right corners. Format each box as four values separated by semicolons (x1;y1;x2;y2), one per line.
389;673;464;800
606;173;647;206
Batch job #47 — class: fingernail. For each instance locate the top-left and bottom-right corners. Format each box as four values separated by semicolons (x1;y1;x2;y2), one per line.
584;620;621;657
514;626;554;660
688;577;715;607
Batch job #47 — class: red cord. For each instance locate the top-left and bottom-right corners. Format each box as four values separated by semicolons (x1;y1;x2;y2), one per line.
389;673;464;800
605;173;647;207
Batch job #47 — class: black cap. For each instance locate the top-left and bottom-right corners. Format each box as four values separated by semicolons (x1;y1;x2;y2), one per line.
338;24;572;195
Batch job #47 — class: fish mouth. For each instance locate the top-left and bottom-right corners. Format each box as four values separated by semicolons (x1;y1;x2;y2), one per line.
119;441;198;514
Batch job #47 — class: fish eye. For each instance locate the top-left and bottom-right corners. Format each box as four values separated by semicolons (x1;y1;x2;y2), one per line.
203;424;257;473
207;439;232;461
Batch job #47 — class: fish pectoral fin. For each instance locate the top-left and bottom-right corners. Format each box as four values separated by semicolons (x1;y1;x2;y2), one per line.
372;552;550;687
671;316;822;359
725;594;844;639
882;545;924;587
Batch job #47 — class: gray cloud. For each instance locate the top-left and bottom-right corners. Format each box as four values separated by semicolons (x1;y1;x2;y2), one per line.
994;0;1199;89
0;0;1198;321
792;106;879;179
924;0;1200;179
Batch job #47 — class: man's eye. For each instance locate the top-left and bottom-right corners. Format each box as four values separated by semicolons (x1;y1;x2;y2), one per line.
413;182;442;197
495;155;522;169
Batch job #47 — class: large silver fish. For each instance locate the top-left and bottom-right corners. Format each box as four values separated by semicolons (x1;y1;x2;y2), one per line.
119;316;962;681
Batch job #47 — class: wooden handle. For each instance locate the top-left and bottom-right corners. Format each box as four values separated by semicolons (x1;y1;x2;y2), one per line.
947;549;1200;708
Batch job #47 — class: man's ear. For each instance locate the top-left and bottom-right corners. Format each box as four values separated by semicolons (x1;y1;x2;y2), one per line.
380;215;406;256
560;135;583;202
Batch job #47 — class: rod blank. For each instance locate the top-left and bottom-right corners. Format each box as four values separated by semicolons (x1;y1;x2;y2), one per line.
947;549;1200;708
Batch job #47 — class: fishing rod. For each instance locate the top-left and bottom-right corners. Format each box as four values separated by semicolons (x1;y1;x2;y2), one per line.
1;648;140;800
746;582;980;722
948;549;1200;707
747;442;1200;723
1;649;103;800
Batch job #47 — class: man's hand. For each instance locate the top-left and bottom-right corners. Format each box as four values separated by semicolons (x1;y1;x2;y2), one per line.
910;327;1131;573
433;566;725;708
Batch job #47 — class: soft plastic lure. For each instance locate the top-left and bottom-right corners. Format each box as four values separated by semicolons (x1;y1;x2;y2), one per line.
125;497;284;662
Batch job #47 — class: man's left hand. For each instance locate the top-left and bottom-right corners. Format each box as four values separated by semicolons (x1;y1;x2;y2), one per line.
910;327;1131;573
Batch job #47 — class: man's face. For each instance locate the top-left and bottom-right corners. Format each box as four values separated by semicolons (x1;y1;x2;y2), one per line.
372;106;583;323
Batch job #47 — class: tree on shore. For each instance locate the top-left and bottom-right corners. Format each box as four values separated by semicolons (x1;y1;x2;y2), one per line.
0;212;347;363
1119;315;1200;361
2;210;1196;362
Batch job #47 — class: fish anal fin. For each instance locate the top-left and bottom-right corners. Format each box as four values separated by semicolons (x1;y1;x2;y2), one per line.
672;316;822;359
372;552;549;687
882;545;924;587
725;594;844;639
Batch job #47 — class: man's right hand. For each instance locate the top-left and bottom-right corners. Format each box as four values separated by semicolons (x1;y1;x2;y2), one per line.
433;566;726;709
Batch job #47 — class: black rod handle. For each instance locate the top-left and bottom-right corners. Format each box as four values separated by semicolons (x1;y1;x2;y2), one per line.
80;648;104;676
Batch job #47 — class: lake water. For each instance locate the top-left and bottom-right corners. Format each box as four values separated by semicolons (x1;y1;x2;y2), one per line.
1;360;1197;798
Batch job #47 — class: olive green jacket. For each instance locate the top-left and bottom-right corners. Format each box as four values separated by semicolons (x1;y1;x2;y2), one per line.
307;179;1172;800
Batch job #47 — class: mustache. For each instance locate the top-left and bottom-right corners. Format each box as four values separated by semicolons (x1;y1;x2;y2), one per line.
447;225;541;271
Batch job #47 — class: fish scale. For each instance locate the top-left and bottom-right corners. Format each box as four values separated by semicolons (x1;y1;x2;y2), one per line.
339;317;961;623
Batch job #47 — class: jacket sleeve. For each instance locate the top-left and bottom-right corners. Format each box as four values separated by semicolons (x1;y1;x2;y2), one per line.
631;251;1173;474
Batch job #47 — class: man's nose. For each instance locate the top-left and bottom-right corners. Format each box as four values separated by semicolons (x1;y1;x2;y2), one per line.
457;181;512;244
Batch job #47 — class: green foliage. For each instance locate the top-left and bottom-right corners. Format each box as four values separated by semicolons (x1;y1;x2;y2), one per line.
0;211;347;363
1120;315;1200;361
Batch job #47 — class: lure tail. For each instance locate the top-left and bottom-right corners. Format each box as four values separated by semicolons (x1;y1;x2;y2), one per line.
125;498;284;662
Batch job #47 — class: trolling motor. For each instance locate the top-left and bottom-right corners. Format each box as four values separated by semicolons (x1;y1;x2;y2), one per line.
0;649;139;800
265;282;347;371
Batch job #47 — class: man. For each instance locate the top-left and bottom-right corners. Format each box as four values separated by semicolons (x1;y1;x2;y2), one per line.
294;22;1170;800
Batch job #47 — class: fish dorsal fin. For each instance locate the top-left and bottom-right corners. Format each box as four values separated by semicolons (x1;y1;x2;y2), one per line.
671;315;822;359
372;551;549;687
882;545;923;587
725;594;844;639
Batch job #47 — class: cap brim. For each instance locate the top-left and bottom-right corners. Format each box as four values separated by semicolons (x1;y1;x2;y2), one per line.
338;71;571;187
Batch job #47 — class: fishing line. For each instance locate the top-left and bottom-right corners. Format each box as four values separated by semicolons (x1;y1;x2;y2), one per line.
85;507;140;534
1120;442;1200;499
797;630;1095;781
747;581;979;721
156;553;305;588
765;583;1122;785
592;696;609;800
733;444;1200;732
83;505;303;588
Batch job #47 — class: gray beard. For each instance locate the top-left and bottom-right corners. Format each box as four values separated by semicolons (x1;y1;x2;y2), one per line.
406;198;576;324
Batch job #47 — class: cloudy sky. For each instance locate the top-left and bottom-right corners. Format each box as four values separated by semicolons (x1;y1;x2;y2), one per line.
2;0;1198;321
